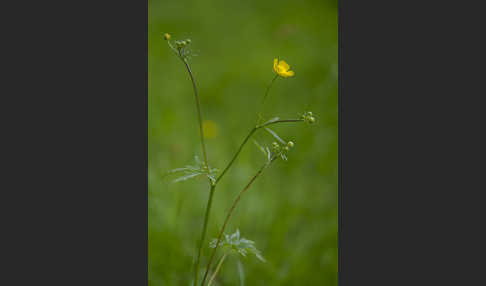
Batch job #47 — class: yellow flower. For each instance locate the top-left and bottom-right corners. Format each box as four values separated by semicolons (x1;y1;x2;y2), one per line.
273;58;295;78
164;33;171;40
202;120;219;139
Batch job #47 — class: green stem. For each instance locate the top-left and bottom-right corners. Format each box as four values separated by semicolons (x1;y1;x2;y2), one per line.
182;58;210;170
200;157;277;286
261;119;303;128
207;252;229;286
180;56;213;286
262;74;279;104
215;127;257;184
197;119;302;283
257;74;279;125
193;185;215;285
215;119;303;185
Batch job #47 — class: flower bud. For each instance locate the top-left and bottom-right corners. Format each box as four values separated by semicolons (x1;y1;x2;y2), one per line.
272;142;280;151
308;117;316;124
283;146;289;152
163;33;171;40
287;141;294;148
186;39;191;44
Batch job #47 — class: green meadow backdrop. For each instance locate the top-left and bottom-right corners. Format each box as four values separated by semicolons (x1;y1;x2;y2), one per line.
149;0;338;285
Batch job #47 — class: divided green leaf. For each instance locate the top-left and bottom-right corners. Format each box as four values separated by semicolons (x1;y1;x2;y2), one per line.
209;229;266;263
164;155;218;184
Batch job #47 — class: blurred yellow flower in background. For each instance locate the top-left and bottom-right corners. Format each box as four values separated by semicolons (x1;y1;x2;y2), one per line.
202;120;219;139
273;58;295;78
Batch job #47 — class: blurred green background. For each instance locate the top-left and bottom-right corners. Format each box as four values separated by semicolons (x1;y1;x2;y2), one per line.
149;0;337;285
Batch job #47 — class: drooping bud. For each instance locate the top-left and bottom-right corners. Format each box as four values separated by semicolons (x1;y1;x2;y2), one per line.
287;141;294;148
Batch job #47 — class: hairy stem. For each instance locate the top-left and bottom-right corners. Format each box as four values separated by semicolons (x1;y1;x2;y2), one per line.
215;119;303;185
207;252;229;286
201;157;277;286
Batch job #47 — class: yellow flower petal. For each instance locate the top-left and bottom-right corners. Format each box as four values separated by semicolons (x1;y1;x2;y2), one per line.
284;70;295;77
273;58;294;77
277;60;290;71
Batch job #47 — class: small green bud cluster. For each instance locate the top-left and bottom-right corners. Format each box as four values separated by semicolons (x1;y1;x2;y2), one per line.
272;141;295;153
272;142;280;152
301;111;316;124
175;39;192;49
164;34;195;60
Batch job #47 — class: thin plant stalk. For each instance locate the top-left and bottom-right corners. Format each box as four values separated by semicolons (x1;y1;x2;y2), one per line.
215;127;257;184
200;156;278;286
168;40;210;171
177;53;214;286
193;185;215;285
261;74;278;104
215;119;303;184
257;74;278;125
182;58;210;170
207;252;229;286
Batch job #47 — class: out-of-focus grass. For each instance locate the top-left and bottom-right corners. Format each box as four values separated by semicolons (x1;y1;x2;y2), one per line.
149;0;337;285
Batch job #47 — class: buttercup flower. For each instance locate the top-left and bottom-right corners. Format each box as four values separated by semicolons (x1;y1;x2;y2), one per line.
164;33;171;40
273;58;295;78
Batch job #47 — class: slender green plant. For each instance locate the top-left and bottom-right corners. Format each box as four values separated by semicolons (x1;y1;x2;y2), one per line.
162;33;316;286
164;33;215;285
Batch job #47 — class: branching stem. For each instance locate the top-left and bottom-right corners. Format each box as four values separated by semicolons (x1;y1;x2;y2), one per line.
215;119;303;184
200;156;278;286
168;38;305;286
